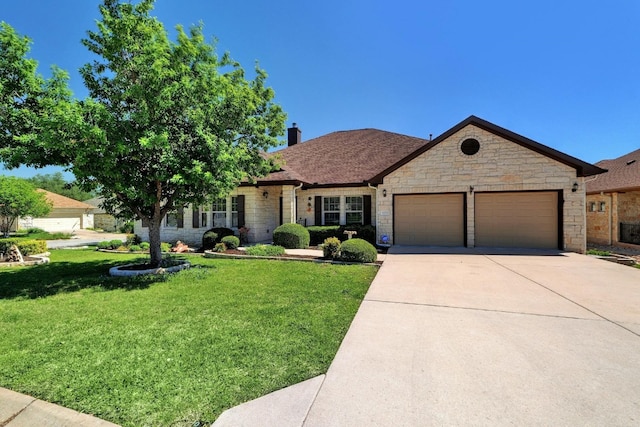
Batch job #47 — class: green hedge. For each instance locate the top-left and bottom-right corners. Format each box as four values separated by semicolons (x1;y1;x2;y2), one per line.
221;235;240;250
0;239;47;256
337;238;377;263
245;244;286;256
202;227;235;250
273;223;310;249
307;224;376;246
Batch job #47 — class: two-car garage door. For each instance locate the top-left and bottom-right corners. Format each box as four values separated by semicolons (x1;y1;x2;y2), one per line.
394;191;559;249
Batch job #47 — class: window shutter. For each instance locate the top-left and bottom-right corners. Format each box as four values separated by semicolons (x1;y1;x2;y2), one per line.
237;195;245;227
315;196;322;225
192;206;200;228
363;195;372;225
177;208;184;228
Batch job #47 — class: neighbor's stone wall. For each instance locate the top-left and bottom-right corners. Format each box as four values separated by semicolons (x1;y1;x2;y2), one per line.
378;124;586;252
586;190;640;246
586;193;612;245
618;191;640;223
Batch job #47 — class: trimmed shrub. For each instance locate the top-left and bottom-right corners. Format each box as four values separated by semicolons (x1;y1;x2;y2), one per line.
160;242;171;252
221;235;240;250
340;224;376;245
306;225;377;245
26;227;46;234
322;237;341;259
245;244;286;257
337;238;377;263
0;239;48;256
140;242;150;250
109;239;124;250
129;245;142;252
214;242;227;253
202;227;235;249
126;234;142;246
202;231;218;250
273;223;310;249
97;241;111;250
307;226;341;246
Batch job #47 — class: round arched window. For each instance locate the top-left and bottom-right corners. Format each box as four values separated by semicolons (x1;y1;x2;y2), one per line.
461;138;480;155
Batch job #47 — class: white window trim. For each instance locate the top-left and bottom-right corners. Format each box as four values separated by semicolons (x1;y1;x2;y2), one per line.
345;196;364;225
323;196;341;226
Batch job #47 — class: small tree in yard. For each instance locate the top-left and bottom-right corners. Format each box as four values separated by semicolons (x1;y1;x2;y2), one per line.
0;176;51;237
0;0;286;267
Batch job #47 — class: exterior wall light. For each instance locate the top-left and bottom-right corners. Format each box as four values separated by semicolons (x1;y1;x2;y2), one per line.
571;182;578;192
382;189;387;197
263;191;269;198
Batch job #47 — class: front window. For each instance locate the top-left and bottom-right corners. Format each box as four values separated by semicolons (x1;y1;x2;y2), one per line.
588;202;596;212
200;205;210;228
323;196;340;225
345;196;363;224
231;197;239;227
599;201;606;212
212;198;226;227
165;211;178;227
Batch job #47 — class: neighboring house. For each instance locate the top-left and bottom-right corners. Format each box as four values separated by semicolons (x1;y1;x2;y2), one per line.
135;116;605;252
18;189;94;232
85;196;127;232
586;148;640;246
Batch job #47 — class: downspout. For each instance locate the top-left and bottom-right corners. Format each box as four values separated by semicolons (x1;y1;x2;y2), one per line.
292;183;303;224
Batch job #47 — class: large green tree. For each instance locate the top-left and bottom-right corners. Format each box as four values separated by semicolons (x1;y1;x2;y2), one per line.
0;176;51;237
26;172;95;201
1;0;286;267
0;22;80;169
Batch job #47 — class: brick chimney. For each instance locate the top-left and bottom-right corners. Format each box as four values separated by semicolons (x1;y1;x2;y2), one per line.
288;123;301;146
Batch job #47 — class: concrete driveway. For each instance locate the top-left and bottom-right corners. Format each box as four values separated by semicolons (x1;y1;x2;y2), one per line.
216;246;640;426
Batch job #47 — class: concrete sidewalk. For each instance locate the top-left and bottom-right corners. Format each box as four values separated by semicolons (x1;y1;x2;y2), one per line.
46;230;128;249
215;246;640;426
0;387;119;426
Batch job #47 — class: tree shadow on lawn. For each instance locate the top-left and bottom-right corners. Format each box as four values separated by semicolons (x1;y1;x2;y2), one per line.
0;257;172;300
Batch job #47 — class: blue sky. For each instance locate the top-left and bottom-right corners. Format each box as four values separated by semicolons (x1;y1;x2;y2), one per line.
2;0;639;180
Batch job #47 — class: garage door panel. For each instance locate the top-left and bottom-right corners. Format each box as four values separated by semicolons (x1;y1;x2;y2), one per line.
475;192;558;249
395;194;464;246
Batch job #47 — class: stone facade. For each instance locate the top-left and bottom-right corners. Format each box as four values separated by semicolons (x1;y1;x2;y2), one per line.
587;191;640;245
377;124;586;252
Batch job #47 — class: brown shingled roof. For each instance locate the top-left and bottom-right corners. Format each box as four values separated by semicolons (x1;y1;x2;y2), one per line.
256;129;430;187
37;189;94;210
586;148;640;193
251;116;605;188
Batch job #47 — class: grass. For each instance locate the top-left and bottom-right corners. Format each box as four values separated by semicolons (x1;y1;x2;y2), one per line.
10;230;72;240
586;249;611;256
0;249;377;426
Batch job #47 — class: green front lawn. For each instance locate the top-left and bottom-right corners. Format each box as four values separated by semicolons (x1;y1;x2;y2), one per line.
0;250;377;426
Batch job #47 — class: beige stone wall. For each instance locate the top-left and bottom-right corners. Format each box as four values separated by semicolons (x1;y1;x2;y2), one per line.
134;187;277;246
378;124;586;252
295;187;377;227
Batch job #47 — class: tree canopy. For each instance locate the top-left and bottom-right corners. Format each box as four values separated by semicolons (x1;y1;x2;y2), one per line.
0;176;51;237
26;172;95;201
0;0;286;266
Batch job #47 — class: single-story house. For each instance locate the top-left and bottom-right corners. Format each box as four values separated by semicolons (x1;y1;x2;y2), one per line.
135;116;605;253
586;148;640;246
85;196;127;232
18;189;94;232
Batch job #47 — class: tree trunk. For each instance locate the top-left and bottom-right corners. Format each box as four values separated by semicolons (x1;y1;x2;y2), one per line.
148;216;163;268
